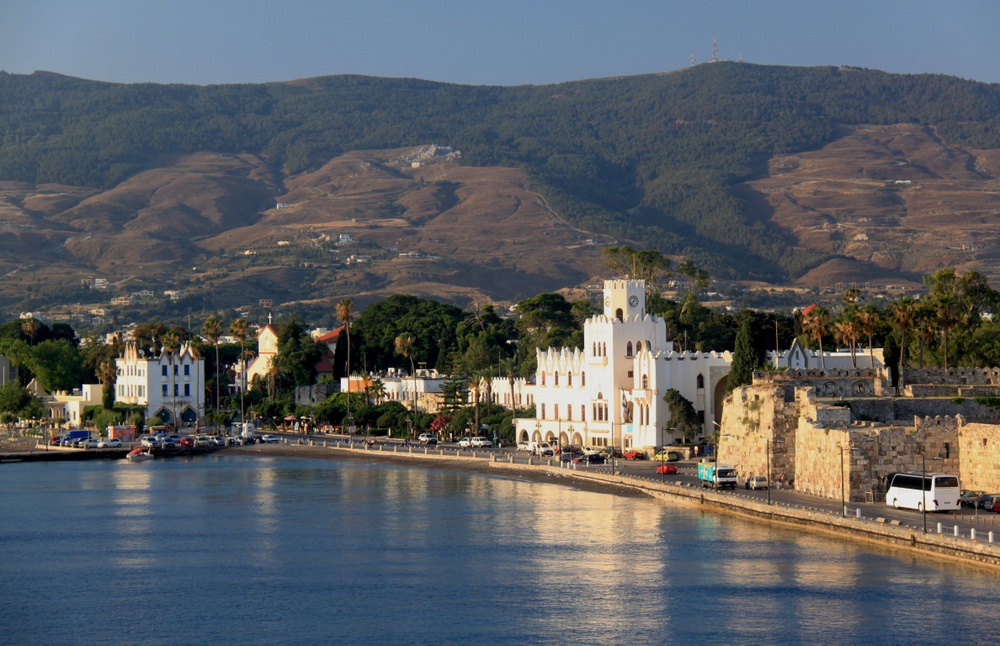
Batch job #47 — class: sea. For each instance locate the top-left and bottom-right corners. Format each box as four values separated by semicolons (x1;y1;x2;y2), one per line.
2;453;999;645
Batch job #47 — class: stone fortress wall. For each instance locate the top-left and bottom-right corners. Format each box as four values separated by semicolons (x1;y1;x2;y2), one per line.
722;366;1000;502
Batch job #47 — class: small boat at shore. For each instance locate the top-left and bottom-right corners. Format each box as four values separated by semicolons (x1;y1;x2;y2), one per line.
126;447;154;461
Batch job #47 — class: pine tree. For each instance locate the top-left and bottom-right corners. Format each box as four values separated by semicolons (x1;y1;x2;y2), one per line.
728;316;758;392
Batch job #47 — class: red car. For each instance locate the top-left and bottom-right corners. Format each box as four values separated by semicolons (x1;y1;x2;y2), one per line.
624;449;647;460
656;463;678;475
180;436;195;448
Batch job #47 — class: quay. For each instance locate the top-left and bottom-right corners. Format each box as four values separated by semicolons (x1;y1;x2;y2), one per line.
0;444;223;463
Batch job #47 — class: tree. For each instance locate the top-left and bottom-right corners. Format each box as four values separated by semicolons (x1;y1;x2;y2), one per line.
96;360;117;410
727;316;758;392
395;334;417;424
21;318;41;346
833;311;861;368
229;317;249;425
336;298;355;419
603;245;671;298
857;304;881;369
663;389;699;443
889;297;917;390
203;315;223;418
801;305;831;369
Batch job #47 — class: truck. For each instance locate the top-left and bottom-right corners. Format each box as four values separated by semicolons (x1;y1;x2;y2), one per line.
697;462;738;489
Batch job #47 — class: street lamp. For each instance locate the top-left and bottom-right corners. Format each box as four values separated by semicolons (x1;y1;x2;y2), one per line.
766;438;784;505
922;452;944;533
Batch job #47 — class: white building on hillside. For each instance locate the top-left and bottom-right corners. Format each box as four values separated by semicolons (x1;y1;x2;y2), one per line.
115;341;205;428
769;338;885;370
515;279;733;451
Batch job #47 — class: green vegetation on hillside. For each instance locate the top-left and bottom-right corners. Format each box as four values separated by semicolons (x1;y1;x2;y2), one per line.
3;65;1000;282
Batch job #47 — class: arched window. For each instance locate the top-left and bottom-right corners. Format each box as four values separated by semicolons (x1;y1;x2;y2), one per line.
581;404;586;421
697;374;705;389
602;342;607;356
554;404;559;419
646;341;652;351
554;372;559;386
626;342;633;357
636;339;643;353
567;373;572;386
615;308;624;321
541;404;546;419
642;374;648;389
581;372;586;386
592;342;597;356
541;371;546;386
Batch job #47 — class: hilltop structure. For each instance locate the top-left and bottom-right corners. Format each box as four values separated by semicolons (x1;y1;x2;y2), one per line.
515;279;733;451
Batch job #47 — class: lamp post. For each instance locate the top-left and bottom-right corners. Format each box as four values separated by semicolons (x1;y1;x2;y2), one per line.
766;438;784;505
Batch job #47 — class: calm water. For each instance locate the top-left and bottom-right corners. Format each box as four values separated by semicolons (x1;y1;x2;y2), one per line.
2;454;999;645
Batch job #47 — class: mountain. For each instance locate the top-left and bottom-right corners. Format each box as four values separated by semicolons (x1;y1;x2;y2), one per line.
1;63;999;322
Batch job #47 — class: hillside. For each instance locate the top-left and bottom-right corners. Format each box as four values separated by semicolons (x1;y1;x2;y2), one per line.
1;63;1000;321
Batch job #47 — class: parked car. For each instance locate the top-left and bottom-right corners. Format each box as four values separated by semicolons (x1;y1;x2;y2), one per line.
418;433;438;445
180;436;195;448
72;437;90;448
653;449;681;462
50;436;63;446
582;446;599;456
516;441;530;451
992;498;1000;514
959;491;983;509
624;449;647;460
195;436;212;447
458;437;472;448
159;437;177;449
559;450;584;464
747;476;769;490
533;442;554;457
573;454;606;465
260;434;280;443
79;438;100;449
98;438;122;448
470;437;493;448
599;447;623;459
140;436;160;448
656;463;678;475
978;494;1000;510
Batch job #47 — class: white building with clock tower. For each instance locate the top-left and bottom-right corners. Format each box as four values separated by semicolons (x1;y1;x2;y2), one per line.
514;278;732;452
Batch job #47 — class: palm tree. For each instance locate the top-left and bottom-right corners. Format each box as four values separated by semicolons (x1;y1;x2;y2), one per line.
890;297;917;390
857;304;881;369
935;295;962;374
395;334;416;433
834;313;861;368
500;356;518;414
337;298;355;424
162;331;181;428
96;359;118;411
801;306;831;369
22;317;40;346
202;315;223;419
369;375;386;405
229;318;249;428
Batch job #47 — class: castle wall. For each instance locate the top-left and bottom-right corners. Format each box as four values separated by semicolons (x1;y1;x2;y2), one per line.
958;421;1000;492
848;398;1000;424
904;367;1000;386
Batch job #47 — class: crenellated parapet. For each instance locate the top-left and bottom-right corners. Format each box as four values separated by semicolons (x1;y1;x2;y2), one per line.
905;367;1000;386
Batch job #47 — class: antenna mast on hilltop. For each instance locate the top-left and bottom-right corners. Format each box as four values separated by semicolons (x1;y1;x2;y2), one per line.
712;34;718;63
691;50;696;66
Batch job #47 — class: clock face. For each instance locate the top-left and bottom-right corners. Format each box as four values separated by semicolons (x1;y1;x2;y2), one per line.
605;297;611;307
628;295;639;307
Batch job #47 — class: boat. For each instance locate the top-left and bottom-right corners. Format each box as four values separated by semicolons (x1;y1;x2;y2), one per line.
126;447;154;461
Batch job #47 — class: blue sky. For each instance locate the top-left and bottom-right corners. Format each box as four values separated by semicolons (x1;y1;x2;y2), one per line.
2;0;998;86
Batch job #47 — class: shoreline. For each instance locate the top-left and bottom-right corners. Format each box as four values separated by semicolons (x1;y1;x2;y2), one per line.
235;441;1000;572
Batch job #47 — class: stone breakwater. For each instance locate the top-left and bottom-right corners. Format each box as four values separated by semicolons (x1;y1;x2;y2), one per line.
248;440;1000;571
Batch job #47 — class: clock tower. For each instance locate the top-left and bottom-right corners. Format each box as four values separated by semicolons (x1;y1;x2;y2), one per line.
603;279;646;320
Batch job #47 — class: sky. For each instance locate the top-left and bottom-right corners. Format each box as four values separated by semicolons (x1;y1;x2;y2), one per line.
1;0;998;87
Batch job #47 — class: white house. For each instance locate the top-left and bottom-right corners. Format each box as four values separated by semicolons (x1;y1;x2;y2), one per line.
769;337;885;370
515;279;733;451
115;341;205;428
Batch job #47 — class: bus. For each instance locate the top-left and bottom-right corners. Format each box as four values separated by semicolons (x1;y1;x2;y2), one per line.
885;472;961;512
